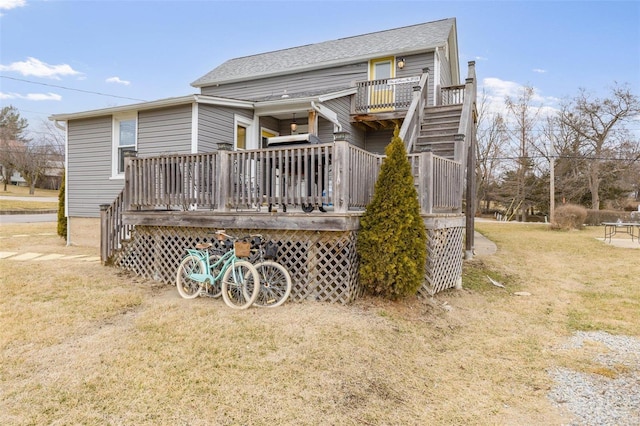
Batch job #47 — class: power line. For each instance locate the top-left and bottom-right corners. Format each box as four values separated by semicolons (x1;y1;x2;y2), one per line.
481;155;640;162
0;75;147;102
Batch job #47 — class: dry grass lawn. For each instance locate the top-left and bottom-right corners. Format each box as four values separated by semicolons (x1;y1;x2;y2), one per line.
0;186;58;211
0;186;59;198
1;221;638;425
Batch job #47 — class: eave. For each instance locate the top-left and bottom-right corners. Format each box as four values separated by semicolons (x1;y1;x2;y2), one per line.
49;95;254;122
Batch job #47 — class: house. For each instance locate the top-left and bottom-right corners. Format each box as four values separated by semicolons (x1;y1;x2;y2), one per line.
50;18;477;302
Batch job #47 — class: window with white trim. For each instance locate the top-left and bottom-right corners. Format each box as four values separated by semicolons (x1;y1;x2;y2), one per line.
113;113;137;176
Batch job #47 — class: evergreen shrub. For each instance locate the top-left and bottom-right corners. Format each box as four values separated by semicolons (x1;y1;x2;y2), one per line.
357;128;427;299
57;170;67;238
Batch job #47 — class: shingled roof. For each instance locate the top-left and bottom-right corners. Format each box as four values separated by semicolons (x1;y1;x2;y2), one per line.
191;18;456;88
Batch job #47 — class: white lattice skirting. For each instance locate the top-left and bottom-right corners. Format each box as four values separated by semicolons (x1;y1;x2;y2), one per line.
114;218;464;303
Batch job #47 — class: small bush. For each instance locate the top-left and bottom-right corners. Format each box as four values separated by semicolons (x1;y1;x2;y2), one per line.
552;204;587;230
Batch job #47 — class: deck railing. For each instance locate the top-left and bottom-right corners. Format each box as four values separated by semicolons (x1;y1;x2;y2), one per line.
409;152;463;214
354;76;419;113
102;141;462;261
125;153;219;210
227;144;333;210
439;84;465;106
346;144;383;208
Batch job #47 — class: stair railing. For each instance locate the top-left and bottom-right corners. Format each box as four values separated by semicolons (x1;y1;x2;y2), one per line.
100;188;132;264
398;68;430;153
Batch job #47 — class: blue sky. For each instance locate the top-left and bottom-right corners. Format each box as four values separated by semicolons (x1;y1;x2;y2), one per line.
1;0;639;136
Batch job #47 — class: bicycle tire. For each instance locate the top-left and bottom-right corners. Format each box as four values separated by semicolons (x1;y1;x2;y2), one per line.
176;254;205;299
200;254;223;298
221;260;260;309
253;261;292;308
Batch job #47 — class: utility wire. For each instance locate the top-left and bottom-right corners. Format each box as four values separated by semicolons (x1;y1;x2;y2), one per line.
0;75;147;102
480;155;640;162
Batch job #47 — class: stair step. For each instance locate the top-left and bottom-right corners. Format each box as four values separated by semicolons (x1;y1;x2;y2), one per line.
423;119;460;128
419;134;457;142
416;140;455;148
420;124;458;134
414;105;462;159
425;105;463;114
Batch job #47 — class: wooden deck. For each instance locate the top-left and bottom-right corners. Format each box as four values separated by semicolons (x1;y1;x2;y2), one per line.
101;140;465;302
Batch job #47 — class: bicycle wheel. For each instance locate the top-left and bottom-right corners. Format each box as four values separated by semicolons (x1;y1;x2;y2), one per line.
176;254;205;299
201;254;223;298
253;261;292;308
221;260;260;309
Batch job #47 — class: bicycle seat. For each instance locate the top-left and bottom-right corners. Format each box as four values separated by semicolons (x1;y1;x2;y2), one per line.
195;242;213;250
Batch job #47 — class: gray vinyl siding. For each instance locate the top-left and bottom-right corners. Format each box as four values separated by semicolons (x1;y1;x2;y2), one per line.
67;116;122;217
364;129;395;154
201;63;367;100
317;117;334;144
67;105;194;218
201;53;436;106
198;104;253;152
322;96;365;148
138;105;193;156
438;48;453;89
402;52;436;106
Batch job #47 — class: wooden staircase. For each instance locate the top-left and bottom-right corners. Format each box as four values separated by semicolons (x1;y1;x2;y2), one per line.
414;104;462;159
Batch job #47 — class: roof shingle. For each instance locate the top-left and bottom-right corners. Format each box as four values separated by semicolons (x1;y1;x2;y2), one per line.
191;18;455;87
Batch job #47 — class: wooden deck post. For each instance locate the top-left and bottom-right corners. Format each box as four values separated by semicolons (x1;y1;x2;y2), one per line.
308;109;318;135
421;151;434;214
216;149;230;212
333;139;350;213
122;152;136;211
99;204;110;264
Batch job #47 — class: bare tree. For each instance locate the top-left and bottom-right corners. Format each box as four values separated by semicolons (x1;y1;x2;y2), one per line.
0;106;29;191
11;121;66;194
542;115;589;205
558;84;640;209
38;119;66;158
504;85;541;221
475;92;508;213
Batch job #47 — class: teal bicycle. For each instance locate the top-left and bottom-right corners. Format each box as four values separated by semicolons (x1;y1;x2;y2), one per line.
176;232;260;309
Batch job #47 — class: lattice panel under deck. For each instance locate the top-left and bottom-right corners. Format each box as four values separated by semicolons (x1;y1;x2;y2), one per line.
418;226;464;297
114;227;361;304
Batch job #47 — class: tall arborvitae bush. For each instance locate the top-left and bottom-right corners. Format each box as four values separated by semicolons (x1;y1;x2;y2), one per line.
57;170;67;238
357;127;427;299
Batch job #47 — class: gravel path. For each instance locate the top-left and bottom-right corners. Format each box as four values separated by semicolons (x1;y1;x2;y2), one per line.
548;331;640;425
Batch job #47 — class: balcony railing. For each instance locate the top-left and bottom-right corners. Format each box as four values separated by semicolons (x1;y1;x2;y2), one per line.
354;76;420;114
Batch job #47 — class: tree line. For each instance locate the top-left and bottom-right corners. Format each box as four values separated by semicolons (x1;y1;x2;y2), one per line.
0;106;65;194
475;83;640;220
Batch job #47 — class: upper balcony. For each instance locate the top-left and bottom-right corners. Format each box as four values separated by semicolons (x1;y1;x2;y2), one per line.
350;71;466;129
352;76;420;121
